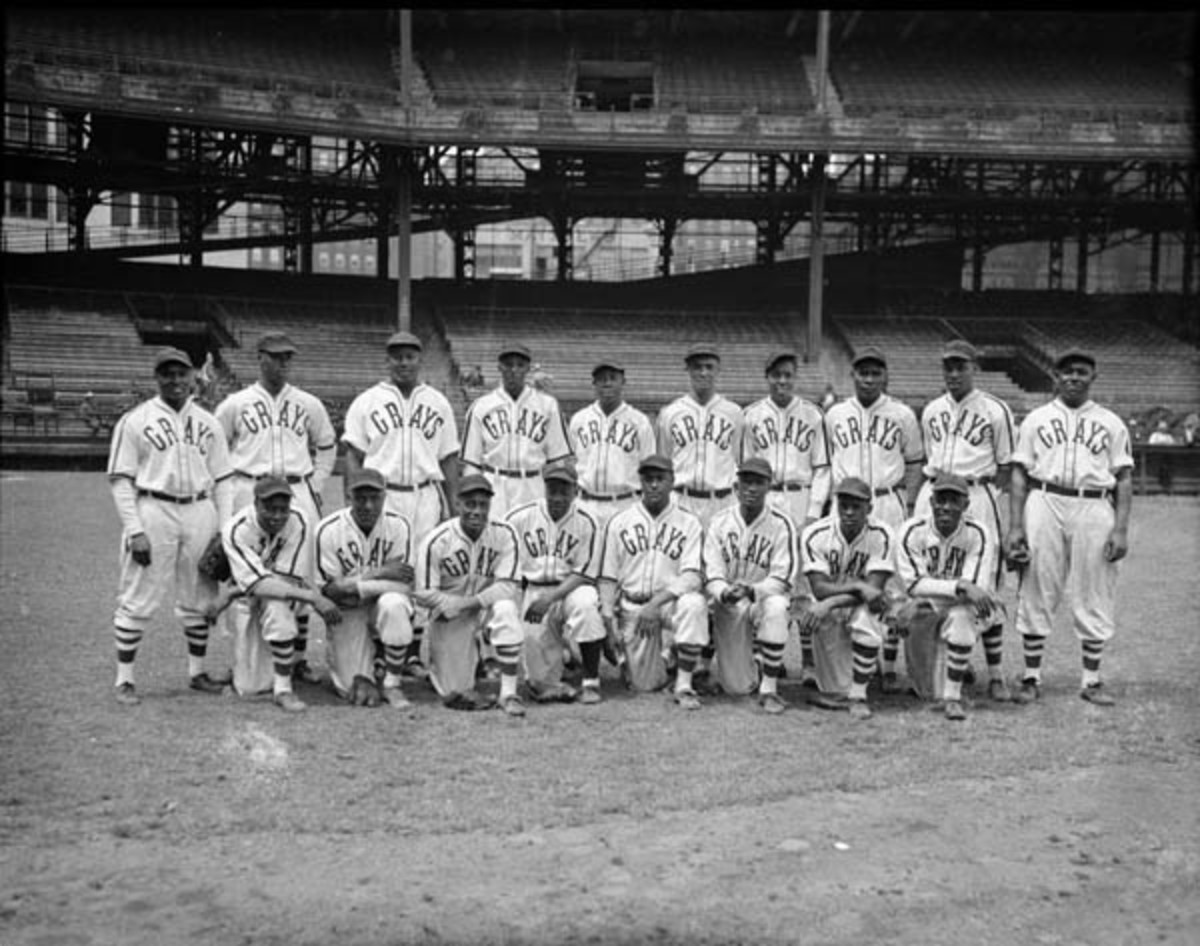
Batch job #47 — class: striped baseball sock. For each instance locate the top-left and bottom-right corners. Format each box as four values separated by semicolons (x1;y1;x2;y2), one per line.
184;622;209;678
881;628;899;676
1080;639;1105;688
114;625;142;686
945;642;973;702
849;641;879;701
294;613;310;660
758;641;785;695
270;640;296;694
494;643;521;700
798;623;816;674
382;643;406;686
675;643;702;692
981;624;1005;679
579;640;602;682
1021;634;1046;682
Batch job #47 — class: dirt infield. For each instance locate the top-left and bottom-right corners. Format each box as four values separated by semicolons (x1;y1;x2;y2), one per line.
1;473;1198;946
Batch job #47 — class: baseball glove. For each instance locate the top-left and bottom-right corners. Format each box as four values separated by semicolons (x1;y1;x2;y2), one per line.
348;674;382;708
197;532;231;583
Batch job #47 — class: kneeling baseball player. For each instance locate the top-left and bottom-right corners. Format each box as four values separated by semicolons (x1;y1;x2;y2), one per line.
315;469;416;709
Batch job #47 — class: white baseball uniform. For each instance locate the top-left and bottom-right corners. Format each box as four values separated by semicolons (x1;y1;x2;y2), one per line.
341;381;460;540
599;498;707;691
414;517;523;698
1011;397;1133;650
315;507;415;698
656;393;745;530
222;503;311;696
461;385;573;519
568;400;656;531
915;389;1016;589
214;381;336;528
703;503;797;695
800;514;897;696
505;499;605;693
896;512;995;700
108;395;233;634
742;394;831;530
824;394;924;532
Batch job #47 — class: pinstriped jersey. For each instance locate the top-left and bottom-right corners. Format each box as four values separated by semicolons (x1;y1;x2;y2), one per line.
215;382;337;487
656;393;745;491
1012;398;1133;490
801;515;896;582
461;385;572;475
505;500;603;585
897;513;991;599
108;396;232;495
703;503;796;600
920;389;1015;480
568;400;656;496
600;499;704;600
415;518;520;598
223;504;310;592
824;394;924;491
341;381;459;486
741;395;829;487
315;507;413;585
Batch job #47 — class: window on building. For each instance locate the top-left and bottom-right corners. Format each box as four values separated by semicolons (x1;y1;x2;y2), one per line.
111;192;132;227
29;183;48;220
335;252;346;269
364;254;376;273
350;253;361;271
6;182;28;217
318;251;330;270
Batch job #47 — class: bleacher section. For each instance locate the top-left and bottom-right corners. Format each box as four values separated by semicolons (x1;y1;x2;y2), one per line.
657;40;814;114
416;32;571;109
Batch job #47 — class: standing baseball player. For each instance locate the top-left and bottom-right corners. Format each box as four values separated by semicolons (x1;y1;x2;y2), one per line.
823;346;924;687
461;341;573;520
315;468;416;708
1004;349;1133;706
506;463;607;704
598;455;708;708
214;331;337;684
742;349;831;687
106;346;235;705
341;330;460;677
222;476;342;712
895;473;1002;720
913;338;1016;701
568;358;656;534
703;457;797;713
798;477;898;720
414;474;527;716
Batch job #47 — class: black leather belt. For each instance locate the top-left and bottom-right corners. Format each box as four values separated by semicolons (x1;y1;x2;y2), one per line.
675;486;733;499
1028;476;1111;500
138;489;209;504
387;480;435;492
873;485;903;498
581;489;637;502
524;579;560;588
622;593;653;605
235;471;308;484
479;464;540;479
771;482;809;492
926;474;993;487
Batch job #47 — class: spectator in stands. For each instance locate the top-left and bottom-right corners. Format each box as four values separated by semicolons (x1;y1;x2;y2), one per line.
1148;419;1177;494
78;391;105;436
1148;419;1176;446
1181;412;1198;447
1127;416;1143;444
462;363;486;392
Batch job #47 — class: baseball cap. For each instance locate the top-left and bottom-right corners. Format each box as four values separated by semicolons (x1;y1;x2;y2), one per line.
930;472;970;497
254;475;293;501
542;462;578;484
498;342;532;361
637;454;674;475
386;330;423;351
346;468;386;492
685;342;721;363
592;358;625;376
257;332;298;354
834;477;872;501
153;347;193;372
1054;349;1096;370
458;473;494;496
737;457;773;480
851;346;888;369
941;339;978;362
764;350;797;374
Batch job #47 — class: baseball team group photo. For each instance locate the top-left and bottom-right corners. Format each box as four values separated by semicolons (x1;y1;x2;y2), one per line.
2;9;1197;946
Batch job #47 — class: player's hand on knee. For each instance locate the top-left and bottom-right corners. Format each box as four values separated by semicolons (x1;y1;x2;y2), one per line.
523;595;551;624
128;532;152;567
313;595;342;626
635;605;662;638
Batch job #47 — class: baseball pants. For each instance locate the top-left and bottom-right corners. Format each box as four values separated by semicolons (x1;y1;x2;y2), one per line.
229;596;301;697
577;495;638;536
674;491;736;532
326;593;414;698
615;592;707;692
427;599;523;698
710;593;790;696
806;604;888;697
384;481;448;544
521;584;605;695
480;473;543;522
901;602;986;701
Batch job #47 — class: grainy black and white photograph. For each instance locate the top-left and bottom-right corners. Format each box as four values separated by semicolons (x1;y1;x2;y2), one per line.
2;9;1198;945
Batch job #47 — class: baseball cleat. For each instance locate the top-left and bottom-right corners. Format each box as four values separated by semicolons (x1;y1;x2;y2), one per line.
273;690;307;713
881;671;903;694
380;686;411;709
292;660;320;685
847;699;873;720
673;688;702;711
758;692;787;715
1080;683;1115;706
987;678;1012;702
115;682;141;706
499;694;527;717
579;685;602;705
943;700;967;721
1013;679;1042;704
807;691;848;711
189;672;229;695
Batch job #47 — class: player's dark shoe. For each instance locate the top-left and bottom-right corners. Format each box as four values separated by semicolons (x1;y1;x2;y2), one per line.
673;688;702;711
693;671;722;697
847;698;873;720
189;672;229;695
1080;683;1115;706
380;686;411;709
1013;679;1042;705
292;661;320;685
529;681;577;704
758;692;787;715
115;682;141;706
881;671;903;694
807;691;848;711
499;694;527;717
943;700;967;721
579;684;602;705
987;678;1012;702
273;691;307;713
799;671;820;691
